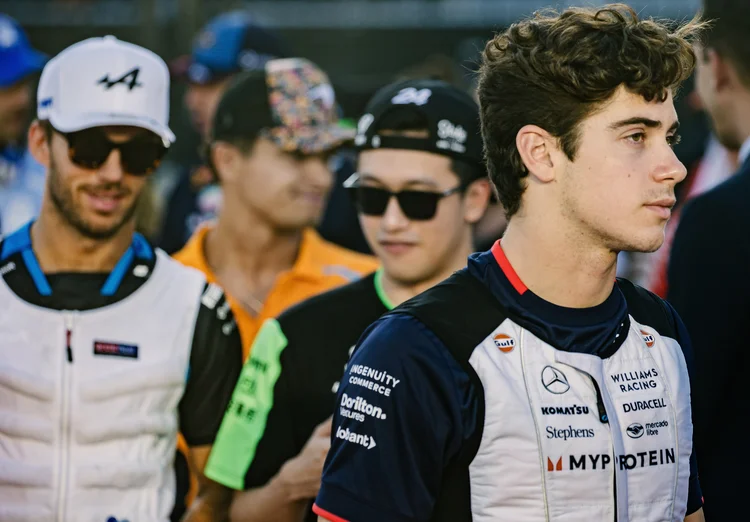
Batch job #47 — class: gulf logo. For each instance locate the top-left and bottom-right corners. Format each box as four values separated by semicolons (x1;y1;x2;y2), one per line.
641;330;655;348
494;333;516;353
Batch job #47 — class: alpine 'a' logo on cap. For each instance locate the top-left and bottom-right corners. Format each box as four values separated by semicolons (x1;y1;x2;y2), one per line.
541;365;570;394
98;67;143;91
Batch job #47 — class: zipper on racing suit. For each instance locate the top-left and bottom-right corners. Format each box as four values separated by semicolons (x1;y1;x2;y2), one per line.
591;377;617;522
57;311;75;522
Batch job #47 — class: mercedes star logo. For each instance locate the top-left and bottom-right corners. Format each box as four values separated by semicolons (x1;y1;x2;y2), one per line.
626;423;645;439
541;365;570;394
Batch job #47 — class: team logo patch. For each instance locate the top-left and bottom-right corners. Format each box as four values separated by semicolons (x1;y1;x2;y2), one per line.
493;333;516;353
626;423;645;439
97;67;143;91
541;365;570;394
94;341;138;359
641;330;655;348
547;457;563;472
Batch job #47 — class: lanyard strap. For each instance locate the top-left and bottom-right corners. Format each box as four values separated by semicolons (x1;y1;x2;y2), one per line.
0;221;153;296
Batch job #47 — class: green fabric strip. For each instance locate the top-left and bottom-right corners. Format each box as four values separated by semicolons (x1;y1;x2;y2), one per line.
205;319;287;490
373;267;395;311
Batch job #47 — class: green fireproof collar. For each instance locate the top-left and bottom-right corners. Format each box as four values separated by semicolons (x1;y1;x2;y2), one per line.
373;267;395;311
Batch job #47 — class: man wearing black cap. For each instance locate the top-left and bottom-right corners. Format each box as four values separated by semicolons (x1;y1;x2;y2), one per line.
203;79;491;522
159;10;288;254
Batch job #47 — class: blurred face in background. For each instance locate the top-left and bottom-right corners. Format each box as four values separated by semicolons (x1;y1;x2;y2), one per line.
212;137;333;231
355;148;489;286
0;78;33;145
185;77;232;138
695;43;746;151
29;122;160;239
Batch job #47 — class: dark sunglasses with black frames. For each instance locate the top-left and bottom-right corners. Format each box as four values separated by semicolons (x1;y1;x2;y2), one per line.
344;172;464;221
46;123;170;176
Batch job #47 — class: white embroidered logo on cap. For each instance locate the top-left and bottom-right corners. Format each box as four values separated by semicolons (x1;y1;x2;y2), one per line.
355;113;374;146
436;119;467;153
391;87;432;106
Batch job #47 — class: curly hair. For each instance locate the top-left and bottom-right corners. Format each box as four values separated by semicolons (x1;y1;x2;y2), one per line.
478;3;706;217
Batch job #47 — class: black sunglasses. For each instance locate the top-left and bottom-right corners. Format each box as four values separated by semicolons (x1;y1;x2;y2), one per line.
56;126;169;176
344;173;463;221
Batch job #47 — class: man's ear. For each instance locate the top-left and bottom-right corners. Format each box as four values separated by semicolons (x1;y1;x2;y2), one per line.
28;120;51;169
515;124;558;183
463;177;492;224
209;142;241;184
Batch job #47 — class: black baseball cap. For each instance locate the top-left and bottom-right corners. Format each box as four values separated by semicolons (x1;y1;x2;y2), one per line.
354;79;485;177
172;11;288;85
211;58;354;154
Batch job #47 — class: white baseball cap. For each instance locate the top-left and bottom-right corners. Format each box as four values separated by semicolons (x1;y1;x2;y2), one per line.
37;35;175;144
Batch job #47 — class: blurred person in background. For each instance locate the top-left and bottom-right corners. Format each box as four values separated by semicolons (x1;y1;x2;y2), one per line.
172;57;378;514
159;10;288;254
667;0;750;519
646;133;737;297
315;5;706;521
203;79;491;522
0;14;47;235
0;35;241;522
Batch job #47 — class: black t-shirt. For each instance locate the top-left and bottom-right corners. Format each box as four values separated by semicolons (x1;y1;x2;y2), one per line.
0;224;242;447
204;270;389;521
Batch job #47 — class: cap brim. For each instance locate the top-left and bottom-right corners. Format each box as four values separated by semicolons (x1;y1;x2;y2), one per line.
269;124;356;154
49;112;176;145
0;49;47;88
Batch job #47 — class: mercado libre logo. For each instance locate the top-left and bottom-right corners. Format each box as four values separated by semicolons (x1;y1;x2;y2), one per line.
494;333;516;353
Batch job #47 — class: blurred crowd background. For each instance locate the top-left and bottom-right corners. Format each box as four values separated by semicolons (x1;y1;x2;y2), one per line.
0;0;731;296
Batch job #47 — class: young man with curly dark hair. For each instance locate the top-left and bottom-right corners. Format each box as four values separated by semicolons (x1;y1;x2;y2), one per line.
313;4;706;522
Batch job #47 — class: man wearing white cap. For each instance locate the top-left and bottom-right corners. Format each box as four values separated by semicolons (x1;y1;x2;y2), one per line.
0;36;241;521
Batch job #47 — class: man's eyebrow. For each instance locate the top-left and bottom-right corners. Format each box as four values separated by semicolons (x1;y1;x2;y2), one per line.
359;173;439;188
608;117;680;132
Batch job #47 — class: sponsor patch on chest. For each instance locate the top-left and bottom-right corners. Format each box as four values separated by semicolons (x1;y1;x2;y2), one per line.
93;340;139;359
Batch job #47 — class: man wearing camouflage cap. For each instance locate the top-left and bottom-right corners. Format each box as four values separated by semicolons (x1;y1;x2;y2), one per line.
174;57;378;357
